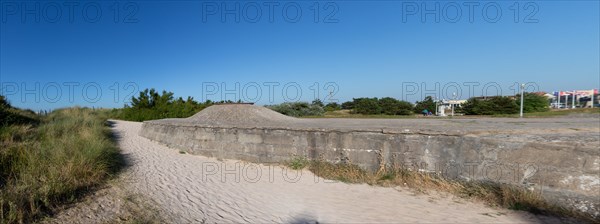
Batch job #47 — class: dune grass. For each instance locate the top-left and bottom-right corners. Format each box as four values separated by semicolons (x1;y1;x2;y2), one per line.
0;108;122;223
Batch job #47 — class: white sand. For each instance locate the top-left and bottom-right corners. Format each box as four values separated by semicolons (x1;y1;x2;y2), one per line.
113;120;558;223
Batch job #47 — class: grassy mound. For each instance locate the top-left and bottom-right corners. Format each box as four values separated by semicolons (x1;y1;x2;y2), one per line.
0;108;121;223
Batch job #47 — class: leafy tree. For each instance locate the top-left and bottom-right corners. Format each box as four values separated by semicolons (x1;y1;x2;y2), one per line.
461;96;519;115
459;98;480;115
349;97;414;115
117;88;213;121
414;96;436;114
491;96;519;114
395;101;414;115
341;101;354;110
324;102;341;111
311;99;324;107
268;102;324;117
378;97;413;115
352;98;382;115
517;93;550;113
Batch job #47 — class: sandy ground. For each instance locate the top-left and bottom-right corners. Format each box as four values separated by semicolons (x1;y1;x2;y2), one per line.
46;120;568;223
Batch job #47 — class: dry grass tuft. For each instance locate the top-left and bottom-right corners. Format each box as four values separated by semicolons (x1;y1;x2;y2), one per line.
292;156;594;223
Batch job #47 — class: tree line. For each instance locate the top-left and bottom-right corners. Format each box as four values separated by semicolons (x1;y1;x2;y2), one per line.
108;89;552;121
111;89;215;121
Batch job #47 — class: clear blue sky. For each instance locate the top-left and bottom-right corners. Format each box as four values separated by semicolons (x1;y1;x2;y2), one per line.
1;1;598;110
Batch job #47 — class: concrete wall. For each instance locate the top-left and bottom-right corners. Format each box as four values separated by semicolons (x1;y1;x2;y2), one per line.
140;121;599;218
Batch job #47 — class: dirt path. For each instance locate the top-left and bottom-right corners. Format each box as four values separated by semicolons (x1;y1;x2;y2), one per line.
103;120;563;223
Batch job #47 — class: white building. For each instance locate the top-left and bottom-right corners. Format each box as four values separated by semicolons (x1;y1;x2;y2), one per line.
436;99;467;116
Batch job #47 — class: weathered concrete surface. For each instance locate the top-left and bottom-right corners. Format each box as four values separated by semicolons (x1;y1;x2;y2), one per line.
140;105;600;218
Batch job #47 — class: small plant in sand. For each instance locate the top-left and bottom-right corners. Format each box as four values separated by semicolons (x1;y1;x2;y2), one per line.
287;155;310;170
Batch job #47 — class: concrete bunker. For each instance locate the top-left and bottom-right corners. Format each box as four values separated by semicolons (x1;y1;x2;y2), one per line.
140;104;600;218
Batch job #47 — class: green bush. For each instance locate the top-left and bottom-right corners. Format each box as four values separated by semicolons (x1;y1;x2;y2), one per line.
268;101;325;117
414;96;436;114
517;93;550;113
114;89;212;121
350;97;413;115
378;97;413;115
461;96;519;115
341;101;354;110
0;96;39;127
352;98;382;114
324;102;341;112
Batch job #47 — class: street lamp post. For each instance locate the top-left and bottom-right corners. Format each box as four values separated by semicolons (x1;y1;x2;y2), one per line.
519;83;525;118
451;92;457;117
434;97;438;116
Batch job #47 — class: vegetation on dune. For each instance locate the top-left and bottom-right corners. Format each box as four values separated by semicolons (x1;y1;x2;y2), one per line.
110;88;582;120
267;100;325;117
0;98;121;223
306;110;416;119
413;96;436;114
268;97;415;117
348;97;414;115
112;88;214;122
459;96;520;115
324;102;341;112
0;96;38;127
285;156;591;222
459;93;551;115
518;93;551;113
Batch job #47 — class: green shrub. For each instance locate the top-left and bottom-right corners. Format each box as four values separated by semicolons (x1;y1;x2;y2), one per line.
461;96;519;115
287;156;309;170
0;96;39;127
351;97;413;115
414;96;436;114
324;102;341;112
517;93;550;113
379;97;413;115
341;101;354;110
352;98;382;114
113;89;212;121
268;102;325;117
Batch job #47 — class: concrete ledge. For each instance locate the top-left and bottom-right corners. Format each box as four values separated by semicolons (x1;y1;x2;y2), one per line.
138;105;600;218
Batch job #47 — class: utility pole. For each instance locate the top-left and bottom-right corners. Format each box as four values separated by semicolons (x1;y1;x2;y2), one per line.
434;97;438;116
519;83;525;118
451;92;457;117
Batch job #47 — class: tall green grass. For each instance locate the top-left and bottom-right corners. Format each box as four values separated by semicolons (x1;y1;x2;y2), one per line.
0;108;121;223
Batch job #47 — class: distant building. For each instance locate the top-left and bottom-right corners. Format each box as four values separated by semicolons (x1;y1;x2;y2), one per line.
553;89;598;108
436;99;467;116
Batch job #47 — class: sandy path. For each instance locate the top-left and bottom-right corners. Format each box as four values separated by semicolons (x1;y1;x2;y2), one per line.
113;120;555;223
